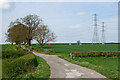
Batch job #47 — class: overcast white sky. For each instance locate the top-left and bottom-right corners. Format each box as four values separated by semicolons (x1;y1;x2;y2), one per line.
0;0;119;44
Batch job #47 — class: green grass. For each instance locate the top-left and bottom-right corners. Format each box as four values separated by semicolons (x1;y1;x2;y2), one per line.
59;55;118;79
32;43;118;54
18;56;50;79
0;59;1;80
2;44;11;50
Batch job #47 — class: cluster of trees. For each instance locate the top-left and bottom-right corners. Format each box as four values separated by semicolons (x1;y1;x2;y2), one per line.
6;15;56;48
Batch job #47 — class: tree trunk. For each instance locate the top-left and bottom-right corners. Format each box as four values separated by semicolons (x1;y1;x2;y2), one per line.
23;41;26;45
11;42;13;45
27;39;32;46
16;42;18;45
41;44;43;48
40;40;45;48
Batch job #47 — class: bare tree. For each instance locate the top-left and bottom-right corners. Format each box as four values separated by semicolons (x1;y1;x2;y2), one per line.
34;25;56;48
22;15;43;45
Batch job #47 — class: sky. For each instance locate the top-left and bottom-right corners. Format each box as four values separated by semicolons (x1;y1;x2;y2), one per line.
1;1;118;44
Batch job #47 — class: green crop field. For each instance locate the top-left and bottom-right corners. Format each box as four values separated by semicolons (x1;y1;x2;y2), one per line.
32;43;118;54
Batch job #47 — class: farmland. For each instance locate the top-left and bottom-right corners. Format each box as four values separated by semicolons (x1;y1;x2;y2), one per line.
32;43;118;54
32;43;119;79
1;43;119;79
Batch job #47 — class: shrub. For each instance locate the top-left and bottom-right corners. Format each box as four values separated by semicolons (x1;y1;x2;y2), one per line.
43;49;54;53
30;46;54;53
2;54;36;78
22;48;30;52
5;45;17;51
2;49;32;59
70;51;120;58
2;50;24;59
2;45;32;59
24;44;30;48
30;47;44;52
15;45;21;50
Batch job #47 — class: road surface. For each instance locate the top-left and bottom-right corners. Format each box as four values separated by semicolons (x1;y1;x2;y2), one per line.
33;52;107;79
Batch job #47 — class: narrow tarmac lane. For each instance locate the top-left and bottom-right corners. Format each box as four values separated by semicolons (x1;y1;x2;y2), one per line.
33;52;107;79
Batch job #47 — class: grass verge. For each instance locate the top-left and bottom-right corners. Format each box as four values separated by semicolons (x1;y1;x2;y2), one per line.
59;55;118;79
17;55;50;79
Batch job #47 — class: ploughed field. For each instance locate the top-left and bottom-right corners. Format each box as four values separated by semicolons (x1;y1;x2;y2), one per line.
32;43;119;79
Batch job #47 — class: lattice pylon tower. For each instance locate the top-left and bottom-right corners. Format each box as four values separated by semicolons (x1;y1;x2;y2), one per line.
92;14;99;43
101;22;105;44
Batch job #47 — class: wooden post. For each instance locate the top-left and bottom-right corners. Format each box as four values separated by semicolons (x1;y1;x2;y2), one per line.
70;52;73;59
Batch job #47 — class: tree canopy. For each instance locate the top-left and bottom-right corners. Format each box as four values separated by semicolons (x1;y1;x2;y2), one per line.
7;24;29;45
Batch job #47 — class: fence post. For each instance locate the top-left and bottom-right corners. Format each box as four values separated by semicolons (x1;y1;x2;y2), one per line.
70;52;73;59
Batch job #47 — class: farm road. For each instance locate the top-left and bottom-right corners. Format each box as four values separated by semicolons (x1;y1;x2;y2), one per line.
33;52;107;79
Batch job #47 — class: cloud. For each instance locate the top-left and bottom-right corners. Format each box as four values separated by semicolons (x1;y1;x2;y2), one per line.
67;24;81;29
76;12;85;16
0;0;11;9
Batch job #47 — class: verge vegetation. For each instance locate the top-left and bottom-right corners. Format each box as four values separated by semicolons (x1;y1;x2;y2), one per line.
2;45;50;79
59;54;118;79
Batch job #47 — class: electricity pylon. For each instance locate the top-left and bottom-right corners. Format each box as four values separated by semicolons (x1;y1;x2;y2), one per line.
92;14;99;44
101;22;105;44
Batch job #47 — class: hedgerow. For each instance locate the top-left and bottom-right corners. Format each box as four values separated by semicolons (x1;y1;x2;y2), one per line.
2;49;32;59
2;54;36;78
70;51;120;58
2;45;50;79
29;46;54;53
